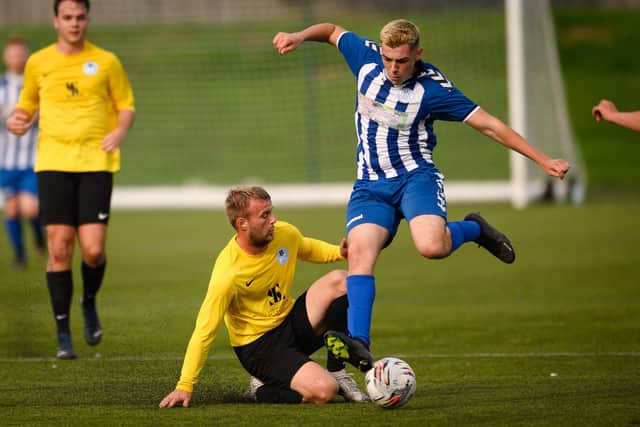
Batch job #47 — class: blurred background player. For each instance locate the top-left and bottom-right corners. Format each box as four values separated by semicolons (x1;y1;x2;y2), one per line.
0;35;45;270
6;0;135;359
159;186;368;407
273;20;570;370
592;99;640;132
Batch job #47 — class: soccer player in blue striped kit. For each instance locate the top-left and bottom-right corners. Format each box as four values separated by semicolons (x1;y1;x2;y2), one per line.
0;36;45;270
273;19;571;370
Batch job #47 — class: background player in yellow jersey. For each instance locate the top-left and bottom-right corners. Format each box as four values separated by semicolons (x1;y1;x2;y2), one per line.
159;186;368;407
6;0;135;359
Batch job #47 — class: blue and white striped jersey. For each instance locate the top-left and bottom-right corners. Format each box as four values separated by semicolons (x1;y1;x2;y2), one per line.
337;32;479;181
0;72;38;171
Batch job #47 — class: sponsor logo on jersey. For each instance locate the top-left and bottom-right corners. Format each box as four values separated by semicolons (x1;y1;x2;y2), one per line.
357;93;411;130
66;81;79;97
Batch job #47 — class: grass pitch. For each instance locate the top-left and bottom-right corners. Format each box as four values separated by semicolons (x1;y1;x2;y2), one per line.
1;7;639;426
1;199;639;426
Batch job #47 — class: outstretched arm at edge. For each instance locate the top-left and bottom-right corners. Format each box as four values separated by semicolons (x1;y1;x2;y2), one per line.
272;23;347;55
466;107;570;179
592;99;640;132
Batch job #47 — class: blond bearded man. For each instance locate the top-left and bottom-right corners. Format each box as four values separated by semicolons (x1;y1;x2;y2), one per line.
160;186;368;407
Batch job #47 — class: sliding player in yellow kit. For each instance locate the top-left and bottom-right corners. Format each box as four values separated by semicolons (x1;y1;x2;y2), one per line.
159;186;368;407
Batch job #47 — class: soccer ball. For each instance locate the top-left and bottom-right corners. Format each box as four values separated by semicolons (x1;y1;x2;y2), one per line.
364;357;417;409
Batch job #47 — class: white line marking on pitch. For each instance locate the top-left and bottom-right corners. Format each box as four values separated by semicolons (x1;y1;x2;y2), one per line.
1;352;638;363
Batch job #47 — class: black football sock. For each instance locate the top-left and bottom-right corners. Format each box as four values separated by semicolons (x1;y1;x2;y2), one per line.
256;385;303;404
46;270;73;335
30;218;45;249
324;295;348;372
81;260;106;309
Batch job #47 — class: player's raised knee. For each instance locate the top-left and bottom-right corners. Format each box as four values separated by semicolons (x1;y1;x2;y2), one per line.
415;240;449;259
327;269;347;291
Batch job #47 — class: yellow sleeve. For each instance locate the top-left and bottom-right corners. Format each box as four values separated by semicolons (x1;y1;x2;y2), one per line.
108;54;135;112
17;56;39;116
298;234;344;264
175;266;235;393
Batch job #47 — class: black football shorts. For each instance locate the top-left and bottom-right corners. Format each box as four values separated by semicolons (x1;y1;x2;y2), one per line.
37;171;113;226
233;291;325;388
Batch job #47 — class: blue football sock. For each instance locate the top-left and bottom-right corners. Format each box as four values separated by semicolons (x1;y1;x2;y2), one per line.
346;274;376;347
447;220;481;253
5;217;25;260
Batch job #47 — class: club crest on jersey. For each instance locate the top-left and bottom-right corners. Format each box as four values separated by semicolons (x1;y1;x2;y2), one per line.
83;61;98;76
276;248;289;265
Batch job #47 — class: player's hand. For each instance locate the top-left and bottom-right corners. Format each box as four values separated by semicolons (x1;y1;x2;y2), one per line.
102;127;127;153
272;32;303;55
159;389;192;408
592;99;617;123
6;109;32;136
544;158;570;180
339;238;348;259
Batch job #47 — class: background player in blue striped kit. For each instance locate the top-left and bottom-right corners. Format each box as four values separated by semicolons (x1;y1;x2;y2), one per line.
273;19;571;369
0;35;45;270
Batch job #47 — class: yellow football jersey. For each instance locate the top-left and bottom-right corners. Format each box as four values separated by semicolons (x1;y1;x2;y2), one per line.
17;41;135;172
176;221;344;393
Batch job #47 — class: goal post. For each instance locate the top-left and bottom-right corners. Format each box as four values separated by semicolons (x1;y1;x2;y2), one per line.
506;0;587;208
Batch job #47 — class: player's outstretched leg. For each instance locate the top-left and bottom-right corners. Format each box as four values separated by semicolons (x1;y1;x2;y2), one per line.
464;212;516;264
324;330;374;373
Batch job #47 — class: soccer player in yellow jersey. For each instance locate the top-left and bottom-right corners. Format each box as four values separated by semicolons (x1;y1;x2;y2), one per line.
6;0;135;359
159;186;368;407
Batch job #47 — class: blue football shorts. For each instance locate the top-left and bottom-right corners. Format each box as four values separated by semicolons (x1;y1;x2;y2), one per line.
0;168;39;199
345;166;448;242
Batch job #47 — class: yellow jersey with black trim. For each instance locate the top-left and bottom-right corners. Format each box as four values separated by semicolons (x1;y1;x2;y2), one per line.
17;41;135;172
175;221;344;393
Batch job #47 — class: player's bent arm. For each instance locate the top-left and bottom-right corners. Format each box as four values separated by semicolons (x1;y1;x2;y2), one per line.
273;23;346;54
466;107;570;179
102;109;136;153
299;236;344;263
6;108;34;136
118;108;136;131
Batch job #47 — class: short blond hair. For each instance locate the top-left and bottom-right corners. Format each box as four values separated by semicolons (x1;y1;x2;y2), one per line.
225;186;271;229
380;19;421;49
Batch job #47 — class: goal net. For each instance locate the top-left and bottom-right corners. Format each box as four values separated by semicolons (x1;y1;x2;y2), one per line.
506;0;586;207
0;0;585;208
